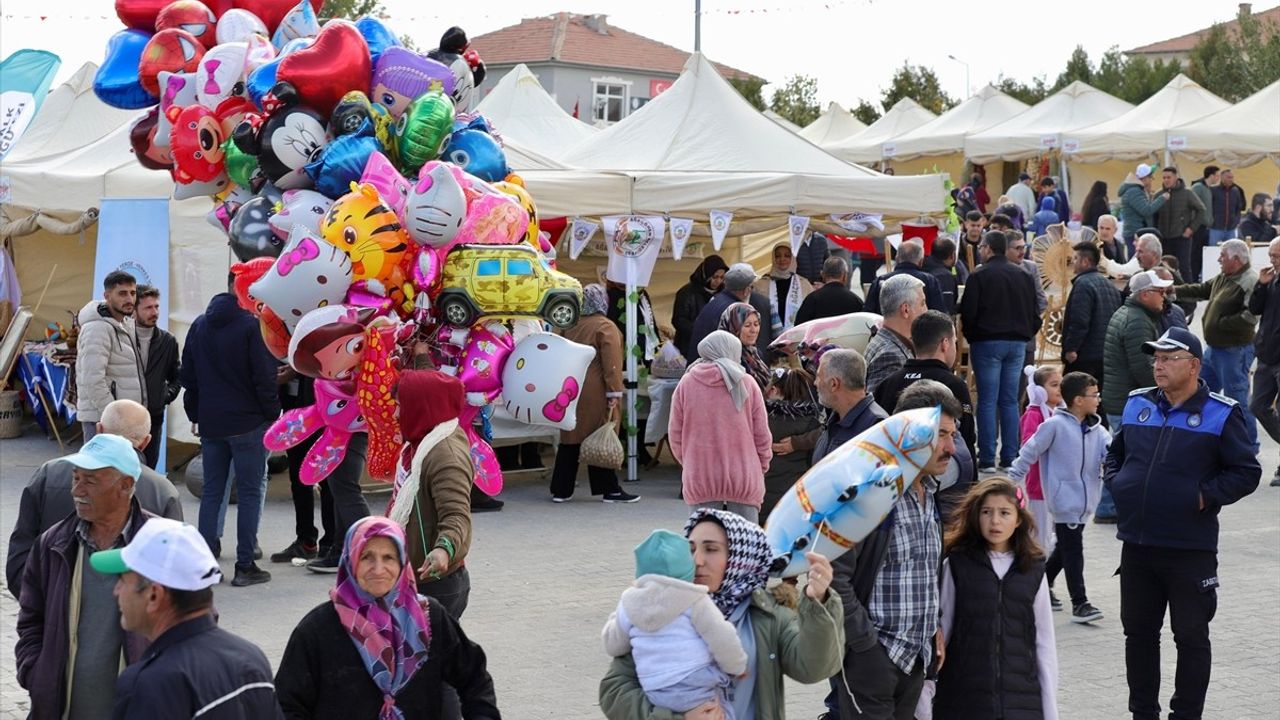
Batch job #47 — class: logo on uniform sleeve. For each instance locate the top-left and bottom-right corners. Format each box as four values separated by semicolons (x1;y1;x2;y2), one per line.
1137;408;1151;423
1187;413;1202;428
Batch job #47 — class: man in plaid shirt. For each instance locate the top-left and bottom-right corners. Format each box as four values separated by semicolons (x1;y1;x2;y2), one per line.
829;380;960;720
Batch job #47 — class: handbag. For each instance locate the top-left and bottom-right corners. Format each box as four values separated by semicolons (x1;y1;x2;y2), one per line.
580;406;625;469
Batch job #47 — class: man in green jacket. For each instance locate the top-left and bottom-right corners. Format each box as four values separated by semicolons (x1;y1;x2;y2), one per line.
1102;271;1170;426
1173;239;1260;451
1118;163;1169;256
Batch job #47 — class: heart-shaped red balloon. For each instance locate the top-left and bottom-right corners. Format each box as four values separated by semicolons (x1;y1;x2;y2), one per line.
277;21;371;116
115;0;172;30
233;0;322;34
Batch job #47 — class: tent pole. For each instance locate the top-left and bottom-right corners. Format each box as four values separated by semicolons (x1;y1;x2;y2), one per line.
625;279;638;483
694;0;702;52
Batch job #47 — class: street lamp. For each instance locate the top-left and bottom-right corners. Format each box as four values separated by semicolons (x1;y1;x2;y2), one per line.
947;54;970;98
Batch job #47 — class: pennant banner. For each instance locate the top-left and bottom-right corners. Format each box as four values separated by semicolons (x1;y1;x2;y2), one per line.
568;217;599;260
0;49;61;160
787;215;811;255
603;215;665;287
709;209;733;251
829;212;884;234
668;217;694;261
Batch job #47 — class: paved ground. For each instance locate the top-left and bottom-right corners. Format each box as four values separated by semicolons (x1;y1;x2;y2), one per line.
1;422;1278;719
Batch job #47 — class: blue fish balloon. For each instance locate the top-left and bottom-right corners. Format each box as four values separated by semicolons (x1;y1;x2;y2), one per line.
440;116;509;183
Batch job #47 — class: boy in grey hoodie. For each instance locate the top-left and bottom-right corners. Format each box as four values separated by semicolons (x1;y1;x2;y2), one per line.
1009;372;1111;625
603;529;748;718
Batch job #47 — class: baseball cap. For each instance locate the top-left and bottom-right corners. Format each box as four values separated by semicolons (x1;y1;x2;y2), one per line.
634;529;695;582
722;263;757;292
1142;327;1203;360
1135;163;1156;180
62;434;141;480
1128;270;1173;293
90;518;223;590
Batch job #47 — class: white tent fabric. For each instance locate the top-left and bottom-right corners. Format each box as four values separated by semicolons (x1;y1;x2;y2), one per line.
5;62;138;164
825;98;937;164
1171;80;1280;167
798;102;867;147
474;63;597;161
763;109;802;133
886;85;1031;161
965;81;1134;164
1065;74;1230;163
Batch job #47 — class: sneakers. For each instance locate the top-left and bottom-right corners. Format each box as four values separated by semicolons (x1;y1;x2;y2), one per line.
1270;467;1280;487
306;553;341;574
270;540;318;563
1050;590;1063;612
1071;602;1104;624
550;495;572;503
1093;515;1118;525
253;545;263;561
471;493;505;513
231;563;271;587
602;491;641;504
978;465;998;475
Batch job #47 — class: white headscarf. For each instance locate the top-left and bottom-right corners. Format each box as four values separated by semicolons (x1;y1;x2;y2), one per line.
695;330;750;411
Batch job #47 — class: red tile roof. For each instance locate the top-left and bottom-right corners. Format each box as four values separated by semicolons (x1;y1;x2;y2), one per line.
1126;4;1280;54
470;13;763;83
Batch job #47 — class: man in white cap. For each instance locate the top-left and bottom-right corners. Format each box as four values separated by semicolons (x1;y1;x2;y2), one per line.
1119;163;1170;257
15;434;153;720
91;519;281;719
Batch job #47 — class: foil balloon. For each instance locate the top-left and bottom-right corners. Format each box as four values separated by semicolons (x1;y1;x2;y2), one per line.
227;195;284;261
250;226;353;328
166;104;227;183
222;137;258;187
457;404;502;496
115;0;173;31
276;20;371;116
320;182;412;309
172;169;230;199
130;108;173;170
271;0;318;49
354;16;400;65
304;120;384;199
769;312;883;356
246;36;309;107
409;245;444;294
139;29;204;96
370;46;455;120
428;28;484;115
359;151;411;221
215;8;268;44
155;0;217;48
442;116;508;183
233;0;322;35
344;282;396;318
403;161;468;248
195;41;248;107
356;322;402;481
207;199;240;232
264;378;367;485
329;91;393;146
243;33;277;73
233;81;327;189
455;193;528;246
500;333;596;431
268;188;332;239
492;180;539;245
459;322;513;398
287;304;375;380
154;70;198;148
230;256;275;313
259;306;292;359
393;90;454;175
94;29;160;109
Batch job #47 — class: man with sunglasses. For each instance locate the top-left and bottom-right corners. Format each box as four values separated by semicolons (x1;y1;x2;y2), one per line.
1104;327;1260;720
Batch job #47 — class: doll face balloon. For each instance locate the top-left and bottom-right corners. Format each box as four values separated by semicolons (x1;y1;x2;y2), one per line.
269;188;332;239
250;227;353;328
492;180;539;245
130;108;173;170
139;28;205;96
455;193;528;246
286;304;375;380
370;46;454;120
500;333;595;430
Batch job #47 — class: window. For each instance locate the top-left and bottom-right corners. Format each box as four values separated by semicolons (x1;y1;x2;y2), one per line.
506;259;533;276
476;259;501;277
592;79;630;124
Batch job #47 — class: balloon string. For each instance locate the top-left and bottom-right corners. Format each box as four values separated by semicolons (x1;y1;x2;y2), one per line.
812;516;863;716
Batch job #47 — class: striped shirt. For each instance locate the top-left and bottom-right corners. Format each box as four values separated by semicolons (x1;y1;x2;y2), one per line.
868;477;942;674
864;327;913;396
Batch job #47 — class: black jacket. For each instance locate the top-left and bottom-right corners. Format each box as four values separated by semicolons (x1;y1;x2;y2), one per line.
672;282;716;355
1238;212;1277;243
112;615;281;720
1154;179;1206;240
1061;268;1123;363
921;256;959;314
959;256;1042;343
863;262;947;316
180;293;281;439
793;281;864;325
141;327;181;416
1210;183;1247;231
1250;274;1280;365
276;600;501;720
873;358;976;458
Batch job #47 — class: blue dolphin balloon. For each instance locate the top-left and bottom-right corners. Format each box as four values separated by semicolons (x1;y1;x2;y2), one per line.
94;29;159;109
441;116;509;183
355;16;402;66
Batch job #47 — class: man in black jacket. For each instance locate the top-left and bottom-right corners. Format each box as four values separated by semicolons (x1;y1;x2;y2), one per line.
920;238;960;314
1061;242;1123;397
1249;238;1280;485
1238;193;1277;243
794;256;864;325
875;311;976;457
863;240;946;316
133;286;181;469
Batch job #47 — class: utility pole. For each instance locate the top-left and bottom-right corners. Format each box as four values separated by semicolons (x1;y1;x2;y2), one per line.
695;0;702;51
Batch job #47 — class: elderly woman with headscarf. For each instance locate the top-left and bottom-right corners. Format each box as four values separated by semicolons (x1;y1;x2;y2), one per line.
549;284;639;503
673;255;729;355
718;302;772;393
275;517;500;720
601;508;844;719
753;243;812;339
669;330;772;523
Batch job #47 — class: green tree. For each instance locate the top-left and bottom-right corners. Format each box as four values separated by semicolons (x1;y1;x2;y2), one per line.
881;64;955;115
321;0;382;19
1092;46;1128;98
728;76;767;112
1053;46;1094;91
769;74;821;127
1188;9;1280;100
994;74;1049;105
851;99;881;125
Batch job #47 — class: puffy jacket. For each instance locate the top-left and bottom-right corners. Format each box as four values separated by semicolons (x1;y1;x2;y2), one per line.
1154;179;1206;240
1174;266;1259;348
1031;196;1060;237
1238;212;1277;243
669;362;772;508
1104;382;1261;552
1210;183;1247;231
75;301;146;422
1117;177;1167;236
1101;296;1162;416
1249;273;1280;365
1190;179;1215;228
1008;412;1110;524
1061;268;1122;364
139;327;181;417
180;293;281;439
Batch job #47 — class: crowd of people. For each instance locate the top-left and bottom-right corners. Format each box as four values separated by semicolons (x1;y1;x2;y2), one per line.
8;161;1277;719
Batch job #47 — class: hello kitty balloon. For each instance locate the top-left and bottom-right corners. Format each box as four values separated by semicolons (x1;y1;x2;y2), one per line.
249;226;353;329
500;333;595;430
403;161;468;248
268;189;333;239
360;151;411;221
264;378;367;485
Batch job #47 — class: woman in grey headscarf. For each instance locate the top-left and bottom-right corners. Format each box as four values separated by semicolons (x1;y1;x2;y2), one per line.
549;284;639;503
668;330;773;523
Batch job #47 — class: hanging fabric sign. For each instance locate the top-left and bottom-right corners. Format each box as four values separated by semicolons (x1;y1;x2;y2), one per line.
829;212;884;234
603;215;665;287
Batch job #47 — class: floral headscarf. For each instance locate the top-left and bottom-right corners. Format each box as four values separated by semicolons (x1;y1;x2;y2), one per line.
331;517;432;720
582;283;609;316
683;508;773;618
717;303;771;392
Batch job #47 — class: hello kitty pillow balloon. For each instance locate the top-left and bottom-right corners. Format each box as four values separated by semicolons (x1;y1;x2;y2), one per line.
249;225;353;329
500;332;595;431
269;189;333;239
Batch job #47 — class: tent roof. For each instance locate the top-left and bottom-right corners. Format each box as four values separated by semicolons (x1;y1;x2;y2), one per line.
886;85;1031;161
825;98;937;164
763;109;802;133
1172;79;1280;167
798;102;867;147
1065;74;1230;162
964;81;1134;163
473;63;597;161
6;62;139;165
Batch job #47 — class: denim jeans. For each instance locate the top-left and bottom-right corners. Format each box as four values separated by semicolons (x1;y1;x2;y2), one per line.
198;422;269;567
1203;344;1258;451
1250;360;1280;445
1207;228;1236;246
970;339;1026;467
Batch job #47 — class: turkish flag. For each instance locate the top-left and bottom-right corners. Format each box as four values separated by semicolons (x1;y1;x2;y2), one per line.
572;100;579;119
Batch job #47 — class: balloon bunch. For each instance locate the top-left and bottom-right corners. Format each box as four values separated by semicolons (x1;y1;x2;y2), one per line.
104;3;591;494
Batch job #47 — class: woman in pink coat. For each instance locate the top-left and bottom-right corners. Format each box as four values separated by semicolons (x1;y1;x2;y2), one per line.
669;330;773;523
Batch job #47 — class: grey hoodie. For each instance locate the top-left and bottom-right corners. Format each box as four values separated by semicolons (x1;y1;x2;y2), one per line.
1008;411;1111;524
74;300;146;422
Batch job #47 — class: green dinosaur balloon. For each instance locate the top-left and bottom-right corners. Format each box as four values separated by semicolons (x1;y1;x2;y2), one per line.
394;90;455;175
222;137;258;189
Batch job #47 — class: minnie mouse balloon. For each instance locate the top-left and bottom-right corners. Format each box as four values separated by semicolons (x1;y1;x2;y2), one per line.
501;333;595;431
354;16;401;65
215;8;268;44
233;81;327;189
95;29;160;109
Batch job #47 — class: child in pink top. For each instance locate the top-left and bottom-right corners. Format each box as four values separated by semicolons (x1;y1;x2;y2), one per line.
1020;366;1062;560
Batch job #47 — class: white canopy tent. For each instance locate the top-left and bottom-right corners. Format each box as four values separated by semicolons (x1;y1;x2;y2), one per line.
1064;74;1230;163
964;81;1134;164
1171;79;1280;168
886;85;1031;162
798;102;868;148
4;63;138;164
763;109;803;133
825;98;937;165
473;63;597;162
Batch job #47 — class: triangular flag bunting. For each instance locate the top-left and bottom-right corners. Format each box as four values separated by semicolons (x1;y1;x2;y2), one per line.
668;217;694;260
709;209;733;251
788;215;811;255
569;217;599;260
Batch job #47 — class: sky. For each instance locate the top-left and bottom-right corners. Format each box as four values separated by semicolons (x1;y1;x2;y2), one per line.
0;0;1253;108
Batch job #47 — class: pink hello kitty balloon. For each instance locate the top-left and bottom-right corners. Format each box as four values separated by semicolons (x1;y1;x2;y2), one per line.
458;322;512;399
264;378;367;485
360;151;412;221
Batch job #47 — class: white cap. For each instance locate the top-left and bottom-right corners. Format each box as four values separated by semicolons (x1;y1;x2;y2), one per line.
1128;270;1173;293
90;519;222;590
1135;163;1155;180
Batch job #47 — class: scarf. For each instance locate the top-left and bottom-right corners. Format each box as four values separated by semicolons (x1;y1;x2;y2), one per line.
695;330;751;411
582;283;609;316
766;269;803;336
691;254;729;295
683;508;772;617
330;517;433;720
717;303;770;392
